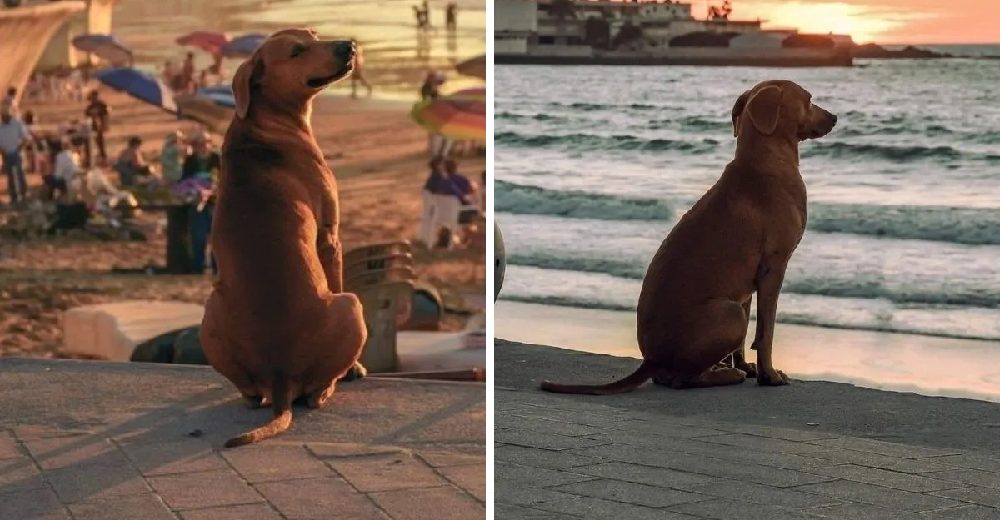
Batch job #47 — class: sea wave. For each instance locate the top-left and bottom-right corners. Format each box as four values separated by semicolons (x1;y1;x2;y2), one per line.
546;101;661;111
506;253;1000;308
803;141;1000;163
495;131;719;153
496;181;1000;245
495;111;569;123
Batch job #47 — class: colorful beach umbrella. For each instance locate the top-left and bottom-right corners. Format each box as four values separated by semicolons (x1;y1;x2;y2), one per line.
96;68;176;113
221;33;267;58
176;31;229;55
455;55;486;79
410;87;485;142
72;34;132;65
196;86;236;109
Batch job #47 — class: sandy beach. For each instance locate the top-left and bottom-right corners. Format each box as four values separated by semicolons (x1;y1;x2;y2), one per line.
1;90;485;359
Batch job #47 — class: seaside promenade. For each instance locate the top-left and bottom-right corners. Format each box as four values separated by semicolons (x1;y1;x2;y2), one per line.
496;340;1000;519
0;358;485;520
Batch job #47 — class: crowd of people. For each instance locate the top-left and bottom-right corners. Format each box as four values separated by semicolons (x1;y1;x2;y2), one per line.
419;155;483;250
162;51;225;95
413;1;460;31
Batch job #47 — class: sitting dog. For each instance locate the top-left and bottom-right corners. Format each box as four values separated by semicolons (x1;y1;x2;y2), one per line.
541;80;837;394
200;29;366;447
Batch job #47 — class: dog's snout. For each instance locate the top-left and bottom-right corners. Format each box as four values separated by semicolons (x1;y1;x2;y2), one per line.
334;41;355;60
831;113;838;124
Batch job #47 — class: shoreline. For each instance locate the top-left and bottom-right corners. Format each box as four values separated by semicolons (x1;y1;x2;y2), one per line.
496;300;1000;404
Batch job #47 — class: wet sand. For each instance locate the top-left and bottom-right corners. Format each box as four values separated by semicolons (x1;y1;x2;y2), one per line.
0;91;485;358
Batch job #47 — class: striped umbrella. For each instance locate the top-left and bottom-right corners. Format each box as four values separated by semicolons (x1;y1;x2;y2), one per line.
176;31;229;55
72;34;132;65
221;33;267;58
196;86;236;108
96;68;176;113
410;87;485;142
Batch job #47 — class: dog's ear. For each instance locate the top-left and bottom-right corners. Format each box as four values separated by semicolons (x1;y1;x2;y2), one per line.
731;90;750;137
745;85;783;136
233;54;263;119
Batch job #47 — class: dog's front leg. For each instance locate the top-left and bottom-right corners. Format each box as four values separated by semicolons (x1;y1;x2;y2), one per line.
753;259;789;386
317;227;343;294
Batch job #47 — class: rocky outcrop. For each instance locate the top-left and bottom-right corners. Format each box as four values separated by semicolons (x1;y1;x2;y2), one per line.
852;43;952;59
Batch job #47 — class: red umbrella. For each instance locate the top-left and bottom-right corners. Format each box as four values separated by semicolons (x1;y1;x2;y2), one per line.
176;31;229;55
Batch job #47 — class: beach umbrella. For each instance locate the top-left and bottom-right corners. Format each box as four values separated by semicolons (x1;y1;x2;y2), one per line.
176;31;229;55
96;68;176;113
221;33;267;58
455;55;486;79
410;87;486;142
72;34;133;65
176;94;233;132
195;86;236;109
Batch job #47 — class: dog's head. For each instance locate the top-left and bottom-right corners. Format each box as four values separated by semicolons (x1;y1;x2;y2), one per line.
233;28;356;119
731;80;837;141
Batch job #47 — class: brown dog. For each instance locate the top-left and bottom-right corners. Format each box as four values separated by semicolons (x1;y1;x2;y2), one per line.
541;80;837;394
200;29;366;447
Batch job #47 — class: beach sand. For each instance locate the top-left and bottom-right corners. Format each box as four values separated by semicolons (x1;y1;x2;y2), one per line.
0;90;485;358
496;300;1000;404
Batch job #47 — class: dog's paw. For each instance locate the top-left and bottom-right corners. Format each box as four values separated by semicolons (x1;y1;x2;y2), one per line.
339;361;368;382
757;368;788;386
737;362;758;379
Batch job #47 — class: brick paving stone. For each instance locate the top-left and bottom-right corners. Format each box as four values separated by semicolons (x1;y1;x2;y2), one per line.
495;444;598;471
668;498;827;520
181;503;285;520
571;461;722;490
928;453;1000;473
929;468;1000;490
802;447;961;473
0;456;49;493
659;437;839;471
306;442;406;459
0;431;21;459
328;452;449;492
710;423;841;443
495;461;593;489
809;502;923;520
68;494;177;520
931;485;1000;508
496;428;610;451
795;479;964;512
148;469;263;510
918;505;1000;519
45;461;150;503
502;415;609;438
602;418;725;439
810;438;962;459
221;444;332;483
22;436;127;470
437;462;486;501
534;494;695;520
692;433;835;456
684;479;844;509
416;450;482;468
0;487;71;520
256;476;387;519
496;480;578;507
118;439;229;476
496;502;583;520
370;485;485;520
805;464;961;493
550;478;708;508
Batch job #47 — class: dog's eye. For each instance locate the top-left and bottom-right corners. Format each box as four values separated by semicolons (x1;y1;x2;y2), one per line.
290;44;307;57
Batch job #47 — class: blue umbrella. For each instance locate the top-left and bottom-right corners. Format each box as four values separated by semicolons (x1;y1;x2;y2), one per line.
96;68;177;113
72;34;132;65
221;33;267;58
196;86;235;108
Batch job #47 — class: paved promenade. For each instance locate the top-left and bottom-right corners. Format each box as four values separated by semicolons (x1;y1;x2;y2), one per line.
496;340;1000;519
0;358;485;520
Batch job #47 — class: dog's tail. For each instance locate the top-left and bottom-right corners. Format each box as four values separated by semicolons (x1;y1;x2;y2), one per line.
540;362;656;395
225;373;293;448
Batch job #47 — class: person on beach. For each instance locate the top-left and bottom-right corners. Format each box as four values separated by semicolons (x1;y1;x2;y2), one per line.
84;90;110;164
160;131;186;185
181;52;196;94
182;132;220;274
161;60;175;87
2;88;19;118
113;136;152;187
67;119;91;168
44;140;79;201
446;2;458;30
0;110;31;205
350;44;373;98
22;111;41;174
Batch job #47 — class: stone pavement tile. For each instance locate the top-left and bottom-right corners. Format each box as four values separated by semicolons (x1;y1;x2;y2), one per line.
504;406;631;429
22;435;127;470
795;479;964;512
667;498;826;520
221;444;332;483
437;463;486;501
0;487;71;520
929;468;1000;490
45;461;150;503
495;444;598;471
534;494;696;520
931;485;1000;508
550;478;708;508
685;479;843;509
569;444;836;488
0;456;48;493
809;502;922;519
809;438;962;459
496;428;611;451
928;453;1000;473
68;494;176;520
918;505;1000;519
148;469;263;510
256;476;386;519
118;439;229;476
0;431;22;459
308;442;405;459
495;461;593;489
572;461;722;490
501;415;608;438
496;502;583;520
327;452;449;492
416;450;482;468
495;479;577;507
662;438;838;471
806;464;961;493
692;433;834;457
11;426;92;440
601;418;725;439
707;423;841;443
802;447;960;473
181;503;284;520
370;485;485;520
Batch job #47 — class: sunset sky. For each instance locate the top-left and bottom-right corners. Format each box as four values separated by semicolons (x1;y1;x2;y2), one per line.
689;0;999;44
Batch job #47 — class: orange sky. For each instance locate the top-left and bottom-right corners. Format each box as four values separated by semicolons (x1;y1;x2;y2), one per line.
692;1;999;44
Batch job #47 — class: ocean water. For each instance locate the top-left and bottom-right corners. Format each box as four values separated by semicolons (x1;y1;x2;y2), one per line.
496;53;1000;342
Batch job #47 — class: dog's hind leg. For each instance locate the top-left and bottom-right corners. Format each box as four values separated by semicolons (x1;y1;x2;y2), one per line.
305;381;337;409
671;367;747;389
732;296;757;378
659;298;750;388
